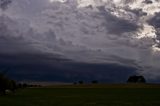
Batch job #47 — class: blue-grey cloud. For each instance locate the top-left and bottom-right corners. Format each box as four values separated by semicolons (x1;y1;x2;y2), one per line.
97;6;140;35
0;0;160;82
148;12;160;47
0;0;12;11
143;0;153;4
0;53;137;83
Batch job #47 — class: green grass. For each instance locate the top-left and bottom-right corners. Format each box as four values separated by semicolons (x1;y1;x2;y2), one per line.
0;85;160;106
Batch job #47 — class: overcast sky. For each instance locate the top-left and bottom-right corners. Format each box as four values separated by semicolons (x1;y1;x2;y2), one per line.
0;0;160;82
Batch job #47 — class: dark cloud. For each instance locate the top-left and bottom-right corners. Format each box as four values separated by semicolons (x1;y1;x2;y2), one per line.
148;12;160;28
0;0;160;82
97;6;140;35
143;0;153;4
148;12;160;46
0;0;12;11
125;8;148;17
0;52;137;83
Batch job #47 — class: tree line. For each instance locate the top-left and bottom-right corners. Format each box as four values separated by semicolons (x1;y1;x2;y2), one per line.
0;72;16;95
0;70;146;95
0;72;41;95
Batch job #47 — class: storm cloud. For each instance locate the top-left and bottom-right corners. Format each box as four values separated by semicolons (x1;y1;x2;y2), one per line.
1;0;160;82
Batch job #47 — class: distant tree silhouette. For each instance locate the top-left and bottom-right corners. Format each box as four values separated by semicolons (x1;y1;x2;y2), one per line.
22;83;28;88
8;80;16;92
0;73;8;94
0;73;15;94
73;82;77;85
78;80;84;84
91;80;98;84
127;75;146;83
0;70;17;95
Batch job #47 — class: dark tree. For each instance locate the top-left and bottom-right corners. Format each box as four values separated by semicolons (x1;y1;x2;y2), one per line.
0;73;11;95
17;83;23;88
78;80;84;84
91;80;98;84
73;82;77;85
0;71;17;95
9;80;17;92
127;75;146;83
0;0;12;11
22;83;28;88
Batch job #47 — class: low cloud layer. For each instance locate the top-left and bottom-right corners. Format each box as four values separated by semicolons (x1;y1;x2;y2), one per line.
0;0;160;81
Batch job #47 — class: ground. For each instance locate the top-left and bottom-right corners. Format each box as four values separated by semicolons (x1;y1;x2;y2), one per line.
0;84;160;106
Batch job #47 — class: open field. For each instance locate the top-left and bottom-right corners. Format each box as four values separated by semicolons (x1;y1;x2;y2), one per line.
0;84;160;106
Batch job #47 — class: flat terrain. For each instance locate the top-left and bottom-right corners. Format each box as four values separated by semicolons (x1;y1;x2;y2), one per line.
0;84;160;106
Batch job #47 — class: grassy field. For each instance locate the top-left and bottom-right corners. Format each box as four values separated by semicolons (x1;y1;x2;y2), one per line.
0;84;160;106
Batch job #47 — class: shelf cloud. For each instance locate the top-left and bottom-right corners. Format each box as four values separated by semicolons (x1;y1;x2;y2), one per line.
0;0;160;82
